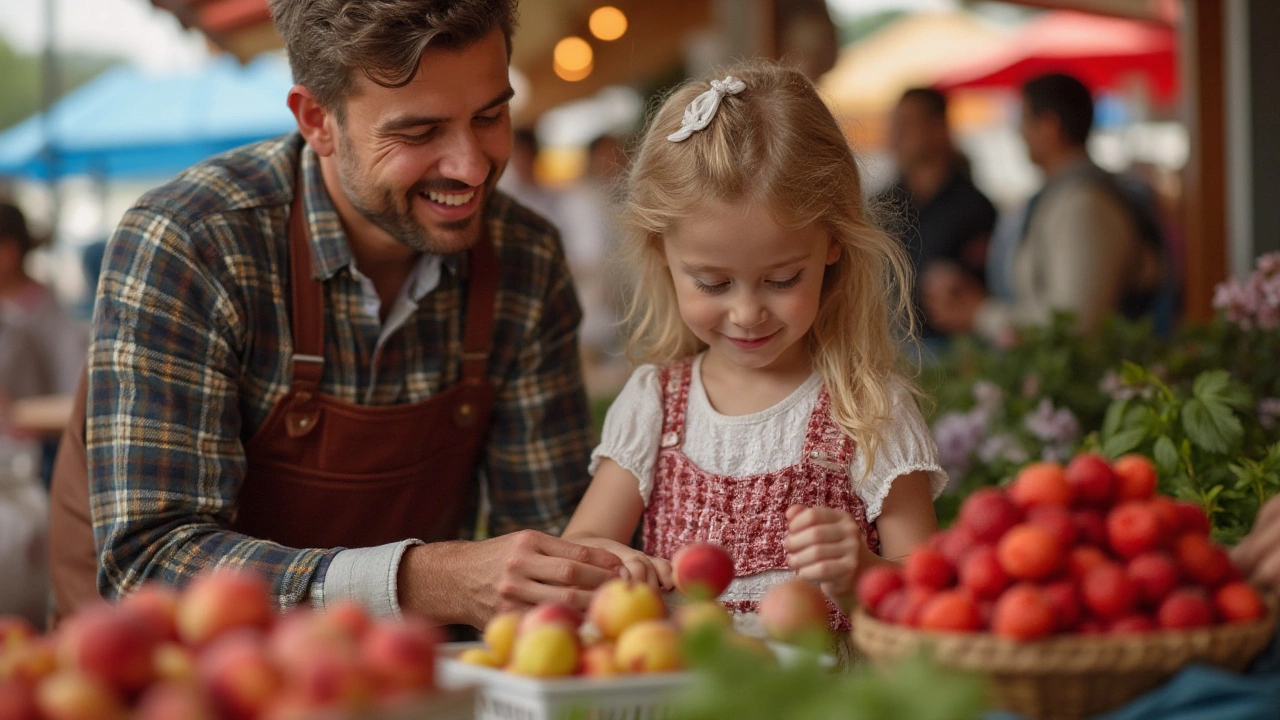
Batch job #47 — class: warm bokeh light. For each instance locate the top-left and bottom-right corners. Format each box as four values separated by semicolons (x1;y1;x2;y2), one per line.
589;7;628;41
553;36;593;73
554;58;593;82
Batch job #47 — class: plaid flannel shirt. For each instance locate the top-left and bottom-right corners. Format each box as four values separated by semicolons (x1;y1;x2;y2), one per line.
86;134;592;608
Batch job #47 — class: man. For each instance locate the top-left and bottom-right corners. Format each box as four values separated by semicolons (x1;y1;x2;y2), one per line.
875;88;996;347
0;202;86;403
49;0;621;627
923;73;1163;344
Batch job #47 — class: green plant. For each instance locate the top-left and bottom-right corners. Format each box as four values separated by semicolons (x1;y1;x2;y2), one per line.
1089;363;1280;545
669;629;987;720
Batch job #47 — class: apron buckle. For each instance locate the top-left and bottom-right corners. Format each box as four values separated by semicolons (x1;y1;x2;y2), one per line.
454;402;477;428
286;410;320;438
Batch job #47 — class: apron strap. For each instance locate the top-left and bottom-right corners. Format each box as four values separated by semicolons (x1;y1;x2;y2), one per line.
460;226;496;383
288;176;325;396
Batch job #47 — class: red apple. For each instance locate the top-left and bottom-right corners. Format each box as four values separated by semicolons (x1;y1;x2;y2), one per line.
671;543;735;601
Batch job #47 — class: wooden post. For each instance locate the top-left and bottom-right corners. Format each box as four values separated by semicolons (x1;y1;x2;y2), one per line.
1181;0;1228;322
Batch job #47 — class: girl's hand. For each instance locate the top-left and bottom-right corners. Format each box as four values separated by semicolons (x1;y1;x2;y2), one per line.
782;505;871;613
571;537;673;592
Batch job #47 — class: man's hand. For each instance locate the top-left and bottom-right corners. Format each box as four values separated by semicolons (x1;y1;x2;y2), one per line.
572;537;673;592
397;530;623;628
921;262;986;334
1230;495;1280;596
782;505;872;614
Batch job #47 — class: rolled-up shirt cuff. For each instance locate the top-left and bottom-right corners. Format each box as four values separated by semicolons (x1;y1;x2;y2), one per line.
312;540;424;619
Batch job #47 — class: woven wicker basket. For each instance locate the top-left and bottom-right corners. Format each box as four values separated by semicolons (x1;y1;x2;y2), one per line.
851;601;1277;720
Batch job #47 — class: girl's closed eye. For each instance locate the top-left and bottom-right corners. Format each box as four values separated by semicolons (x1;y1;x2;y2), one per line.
693;278;730;294
768;271;803;289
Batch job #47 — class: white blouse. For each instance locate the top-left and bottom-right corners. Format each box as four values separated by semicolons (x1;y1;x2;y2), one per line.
589;355;947;626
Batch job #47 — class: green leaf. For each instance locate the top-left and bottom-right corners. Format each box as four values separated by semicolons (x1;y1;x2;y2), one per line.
1154;436;1180;475
1103;427;1147;457
1182;398;1243;454
1193;370;1252;409
1102;398;1132;440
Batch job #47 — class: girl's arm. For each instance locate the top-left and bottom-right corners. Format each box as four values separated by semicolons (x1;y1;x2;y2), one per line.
873;470;939;561
785;470;938;612
563;458;673;590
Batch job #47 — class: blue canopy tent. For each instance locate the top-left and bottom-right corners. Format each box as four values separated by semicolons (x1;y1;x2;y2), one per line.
0;54;296;181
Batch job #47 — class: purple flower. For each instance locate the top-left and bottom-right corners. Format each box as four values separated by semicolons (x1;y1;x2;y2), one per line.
1214;253;1280;330
933;409;989;479
1023;398;1081;447
973;380;1004;413
1258;398;1280;430
977;433;1029;466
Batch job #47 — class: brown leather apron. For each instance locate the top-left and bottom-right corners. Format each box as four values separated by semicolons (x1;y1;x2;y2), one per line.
49;182;496;617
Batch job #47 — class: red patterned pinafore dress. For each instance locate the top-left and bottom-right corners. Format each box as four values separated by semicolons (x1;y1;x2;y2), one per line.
641;357;880;631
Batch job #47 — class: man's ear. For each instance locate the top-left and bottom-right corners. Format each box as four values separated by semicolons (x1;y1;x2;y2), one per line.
287;85;338;157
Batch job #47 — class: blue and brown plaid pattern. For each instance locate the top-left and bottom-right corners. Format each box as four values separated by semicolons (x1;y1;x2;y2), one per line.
86;133;592;608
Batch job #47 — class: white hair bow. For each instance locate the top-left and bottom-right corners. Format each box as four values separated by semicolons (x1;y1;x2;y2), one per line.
666;76;747;142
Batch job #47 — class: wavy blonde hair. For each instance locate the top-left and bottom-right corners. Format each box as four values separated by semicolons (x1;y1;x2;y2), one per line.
619;60;918;475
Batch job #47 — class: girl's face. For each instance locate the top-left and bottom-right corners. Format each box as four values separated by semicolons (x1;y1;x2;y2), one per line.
662;199;839;375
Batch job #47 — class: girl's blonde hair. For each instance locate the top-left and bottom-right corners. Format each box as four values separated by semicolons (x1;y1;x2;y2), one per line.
619;60;918;474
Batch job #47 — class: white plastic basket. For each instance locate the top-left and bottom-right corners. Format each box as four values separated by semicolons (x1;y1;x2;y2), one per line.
437;640;832;720
438;642;688;720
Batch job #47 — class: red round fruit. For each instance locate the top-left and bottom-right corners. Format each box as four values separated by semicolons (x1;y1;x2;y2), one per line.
917;591;983;633
1068;545;1111;585
1172;533;1232;589
1113;455;1158;501
1126;552;1181;607
1072;509;1109;547
1213;582;1267;623
1042;581;1083;633
958;488;1022;543
1174;501;1211;536
1082;563;1138;620
1109;614;1157;634
1008;463;1073;509
935;527;979;567
959;545;1009;600
991;584;1056;641
904;548;955;591
671;542;735;600
1157;590;1215;629
1107;502;1163;558
1026;506;1078;548
997;524;1064;581
1064;453;1117;507
896;588;936;627
856;566;904;616
874;589;906;623
1148;496;1182;538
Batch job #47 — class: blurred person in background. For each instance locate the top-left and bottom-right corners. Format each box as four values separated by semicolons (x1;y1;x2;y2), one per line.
0;202;87;401
558;134;628;373
875;88;996;353
496;127;563;227
923;73;1165;345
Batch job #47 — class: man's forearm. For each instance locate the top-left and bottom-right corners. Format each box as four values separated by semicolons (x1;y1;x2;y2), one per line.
396;541;485;627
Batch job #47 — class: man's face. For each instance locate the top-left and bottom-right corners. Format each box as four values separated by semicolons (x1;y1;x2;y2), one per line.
1019;102;1054;171
888;97;943;171
332;28;514;255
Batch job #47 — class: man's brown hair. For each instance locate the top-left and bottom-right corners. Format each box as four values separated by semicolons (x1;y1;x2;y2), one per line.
268;0;518;118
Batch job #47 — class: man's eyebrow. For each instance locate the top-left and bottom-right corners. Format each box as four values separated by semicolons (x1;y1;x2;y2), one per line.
374;87;516;134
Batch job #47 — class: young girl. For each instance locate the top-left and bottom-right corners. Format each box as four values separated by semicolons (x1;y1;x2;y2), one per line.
562;62;945;641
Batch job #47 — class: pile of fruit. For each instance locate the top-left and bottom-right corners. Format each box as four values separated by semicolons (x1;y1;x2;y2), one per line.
455;541;833;678
857;453;1270;639
0;570;440;720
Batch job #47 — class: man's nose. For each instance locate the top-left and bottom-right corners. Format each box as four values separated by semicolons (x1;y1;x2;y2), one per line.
438;128;490;188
